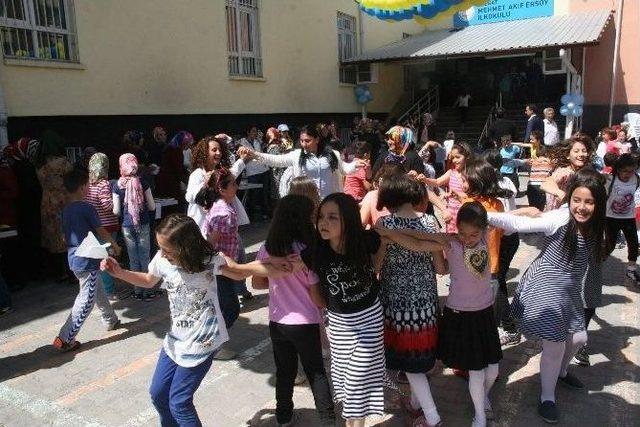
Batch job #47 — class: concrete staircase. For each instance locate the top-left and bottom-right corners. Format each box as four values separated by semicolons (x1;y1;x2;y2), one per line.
434;104;565;144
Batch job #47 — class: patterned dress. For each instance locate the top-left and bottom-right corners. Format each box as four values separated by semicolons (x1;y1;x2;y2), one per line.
37;156;72;253
379;213;439;372
446;170;465;232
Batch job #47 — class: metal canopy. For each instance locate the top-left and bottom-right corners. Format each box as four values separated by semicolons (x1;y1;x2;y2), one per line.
344;9;613;64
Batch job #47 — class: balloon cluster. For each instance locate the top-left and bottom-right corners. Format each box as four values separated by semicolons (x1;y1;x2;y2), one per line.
354;85;374;105
559;93;585;117
357;0;488;23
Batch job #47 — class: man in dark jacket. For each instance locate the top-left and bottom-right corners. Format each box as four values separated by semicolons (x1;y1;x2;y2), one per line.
488;107;516;144
523;103;544;144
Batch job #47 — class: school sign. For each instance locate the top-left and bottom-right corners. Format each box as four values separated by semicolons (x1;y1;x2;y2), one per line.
453;0;554;27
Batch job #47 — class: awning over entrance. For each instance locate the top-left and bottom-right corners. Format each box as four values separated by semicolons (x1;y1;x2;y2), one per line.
344;9;612;64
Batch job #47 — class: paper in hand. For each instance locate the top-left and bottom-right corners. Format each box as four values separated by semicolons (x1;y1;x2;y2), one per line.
76;232;111;259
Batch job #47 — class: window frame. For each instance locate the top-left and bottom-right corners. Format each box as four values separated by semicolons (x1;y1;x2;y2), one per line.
0;0;79;63
542;48;567;75
356;63;378;84
226;0;263;78
337;11;357;85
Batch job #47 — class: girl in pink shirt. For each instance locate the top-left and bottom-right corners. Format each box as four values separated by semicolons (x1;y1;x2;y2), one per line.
438;201;502;427
359;163;405;228
252;195;335;426
343;140;372;202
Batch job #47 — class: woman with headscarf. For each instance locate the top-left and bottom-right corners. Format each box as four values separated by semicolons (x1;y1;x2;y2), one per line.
85;153;120;298
113;153;156;300
3;138;43;283
36;131;73;282
155;131;191;213
371;125;425;177
147;126;168;166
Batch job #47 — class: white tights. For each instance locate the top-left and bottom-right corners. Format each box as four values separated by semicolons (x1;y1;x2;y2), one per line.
468;364;499;427
406;373;441;425
540;331;588;402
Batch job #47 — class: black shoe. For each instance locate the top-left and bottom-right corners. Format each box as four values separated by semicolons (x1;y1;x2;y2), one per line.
558;372;584;389
538;400;558;424
241;291;253;300
573;345;590;367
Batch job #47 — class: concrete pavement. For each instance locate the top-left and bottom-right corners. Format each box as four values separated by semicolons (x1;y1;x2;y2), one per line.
0;219;639;427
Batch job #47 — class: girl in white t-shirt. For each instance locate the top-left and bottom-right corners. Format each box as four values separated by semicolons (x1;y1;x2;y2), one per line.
101;213;289;425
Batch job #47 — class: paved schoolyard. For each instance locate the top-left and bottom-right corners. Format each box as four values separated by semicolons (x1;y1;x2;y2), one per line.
1;219;639;427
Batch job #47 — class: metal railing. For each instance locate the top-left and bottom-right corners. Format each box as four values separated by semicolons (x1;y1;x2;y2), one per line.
398;85;439;125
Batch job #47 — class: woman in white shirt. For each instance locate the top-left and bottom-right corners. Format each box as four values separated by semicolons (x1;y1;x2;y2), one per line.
185;134;249;231
239;124;366;200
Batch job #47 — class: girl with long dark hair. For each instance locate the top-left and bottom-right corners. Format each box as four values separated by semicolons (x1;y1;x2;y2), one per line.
487;168;608;424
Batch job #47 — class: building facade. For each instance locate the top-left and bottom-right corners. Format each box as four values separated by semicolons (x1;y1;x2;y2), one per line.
0;0;422;146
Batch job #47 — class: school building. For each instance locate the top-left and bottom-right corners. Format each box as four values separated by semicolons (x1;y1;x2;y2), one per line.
0;0;638;147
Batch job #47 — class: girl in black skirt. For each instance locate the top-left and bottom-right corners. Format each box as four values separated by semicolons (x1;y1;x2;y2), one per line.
438;202;502;427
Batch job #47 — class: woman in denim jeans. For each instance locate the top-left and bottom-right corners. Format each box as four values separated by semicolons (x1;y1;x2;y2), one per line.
113;153;156;300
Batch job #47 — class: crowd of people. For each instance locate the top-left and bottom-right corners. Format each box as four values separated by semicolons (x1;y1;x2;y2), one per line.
0;107;639;427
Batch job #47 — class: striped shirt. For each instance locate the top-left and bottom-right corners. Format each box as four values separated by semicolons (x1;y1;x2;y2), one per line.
85;180;119;232
529;157;553;186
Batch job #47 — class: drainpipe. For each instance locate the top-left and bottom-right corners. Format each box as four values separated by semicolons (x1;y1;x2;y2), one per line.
357;6;366;119
608;0;624;126
0;67;8;149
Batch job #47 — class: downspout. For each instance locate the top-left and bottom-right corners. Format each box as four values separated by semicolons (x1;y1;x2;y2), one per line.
608;0;624;126
0;67;8;149
357;6;366;118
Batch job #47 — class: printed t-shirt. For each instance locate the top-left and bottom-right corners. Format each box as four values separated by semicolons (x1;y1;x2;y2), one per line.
464;196;504;274
148;251;229;367
606;175;638;219
445;238;493;311
257;242;321;325
62;201;101;272
301;230;381;314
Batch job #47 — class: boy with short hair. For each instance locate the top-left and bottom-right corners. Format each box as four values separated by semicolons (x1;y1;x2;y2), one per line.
53;168;122;352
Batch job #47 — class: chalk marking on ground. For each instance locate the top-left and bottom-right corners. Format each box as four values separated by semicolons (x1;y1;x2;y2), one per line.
120;337;272;427
0;383;106;427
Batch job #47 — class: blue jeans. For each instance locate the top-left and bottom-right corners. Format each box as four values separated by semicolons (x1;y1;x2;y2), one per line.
216;275;240;329
122;224;151;296
0;271;11;309
149;348;214;427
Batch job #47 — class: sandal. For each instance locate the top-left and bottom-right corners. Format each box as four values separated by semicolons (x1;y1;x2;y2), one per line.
401;395;423;418
412;415;443;427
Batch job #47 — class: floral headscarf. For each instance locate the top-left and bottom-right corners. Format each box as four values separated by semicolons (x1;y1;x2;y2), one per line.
152;126;167;142
118;153;144;225
88;153;109;184
385;125;414;157
169;131;194;149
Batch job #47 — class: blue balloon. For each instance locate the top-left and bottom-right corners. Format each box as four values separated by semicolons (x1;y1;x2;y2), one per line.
566;102;575;110
574;94;585;106
357;95;369;104
363;90;371;98
573;106;584;117
561;94;572;104
560;105;570;116
354;86;366;96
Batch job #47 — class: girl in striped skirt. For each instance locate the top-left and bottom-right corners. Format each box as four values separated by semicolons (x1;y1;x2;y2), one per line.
302;193;441;427
487;169;608;424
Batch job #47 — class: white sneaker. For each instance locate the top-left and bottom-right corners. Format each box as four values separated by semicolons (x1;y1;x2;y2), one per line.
498;327;521;346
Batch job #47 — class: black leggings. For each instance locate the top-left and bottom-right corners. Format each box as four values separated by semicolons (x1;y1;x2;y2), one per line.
584;307;596;329
495;232;520;331
605;217;638;262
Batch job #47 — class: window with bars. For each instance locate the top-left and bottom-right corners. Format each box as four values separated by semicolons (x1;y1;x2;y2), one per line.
337;12;357;84
0;0;78;62
225;0;262;78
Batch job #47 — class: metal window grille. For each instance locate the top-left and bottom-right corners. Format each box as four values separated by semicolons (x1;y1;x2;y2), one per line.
0;0;78;62
226;0;262;77
337;12;356;84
